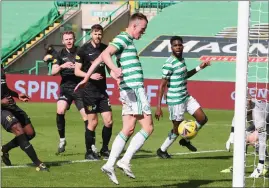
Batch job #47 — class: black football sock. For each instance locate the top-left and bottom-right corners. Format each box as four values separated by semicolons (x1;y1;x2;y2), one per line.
102;125;112;151
84;120;88;130
2;138;19;153
56;114;65;138
17;134;41;166
85;129;95;152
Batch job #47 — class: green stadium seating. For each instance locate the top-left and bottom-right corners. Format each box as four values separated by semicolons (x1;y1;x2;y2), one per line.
138;1;177;9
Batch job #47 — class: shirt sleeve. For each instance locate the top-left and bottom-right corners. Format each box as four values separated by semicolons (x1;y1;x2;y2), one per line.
109;34;128;51
162;62;173;79
76;48;84;65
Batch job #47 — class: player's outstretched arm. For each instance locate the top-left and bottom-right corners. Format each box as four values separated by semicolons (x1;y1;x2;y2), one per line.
7;88;30;102
187;60;211;79
101;45;122;78
84;55;103;81
8;89;19;98
74;55;104;91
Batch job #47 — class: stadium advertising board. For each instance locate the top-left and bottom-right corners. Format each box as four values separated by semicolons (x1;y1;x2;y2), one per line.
139;35;268;62
6;75;268;110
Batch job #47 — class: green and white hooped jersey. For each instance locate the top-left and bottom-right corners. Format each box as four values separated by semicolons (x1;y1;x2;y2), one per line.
110;31;144;90
162;55;190;105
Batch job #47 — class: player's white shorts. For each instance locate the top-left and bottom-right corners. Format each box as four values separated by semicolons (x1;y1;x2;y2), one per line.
168;96;200;121
232;100;269;133
120;87;152;116
252;100;269;131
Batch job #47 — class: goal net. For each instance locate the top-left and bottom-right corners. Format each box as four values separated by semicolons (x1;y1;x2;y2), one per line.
233;1;268;187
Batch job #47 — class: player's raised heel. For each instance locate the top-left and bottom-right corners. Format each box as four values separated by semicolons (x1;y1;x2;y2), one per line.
1;152;12;166
36;163;49;172
179;138;197;152
157;148;171;159
56;140;67;155
101;164;119;185
116;160;135;179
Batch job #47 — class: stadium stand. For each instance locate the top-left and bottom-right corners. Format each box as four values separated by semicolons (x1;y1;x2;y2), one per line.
1;1;60;66
56;1;112;6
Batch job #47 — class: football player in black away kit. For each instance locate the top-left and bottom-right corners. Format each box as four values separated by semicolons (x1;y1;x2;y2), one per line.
51;31;87;154
75;24;114;160
1;64;48;171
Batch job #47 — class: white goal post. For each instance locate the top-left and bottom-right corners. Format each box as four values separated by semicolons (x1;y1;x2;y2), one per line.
232;1;250;187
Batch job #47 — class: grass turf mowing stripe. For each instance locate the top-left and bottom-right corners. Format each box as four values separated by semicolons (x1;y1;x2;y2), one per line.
1;150;226;169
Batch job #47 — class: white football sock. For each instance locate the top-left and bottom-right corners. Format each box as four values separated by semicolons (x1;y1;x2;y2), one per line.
60;138;66;142
106;132;128;168
258;131;266;161
59;138;66;147
121;129;149;164
160;132;178;152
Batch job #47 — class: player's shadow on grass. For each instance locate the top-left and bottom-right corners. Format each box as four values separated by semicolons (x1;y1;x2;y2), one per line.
162;179;231;188
120;149;156;159
132;149;157;159
121;148;153;154
59;152;84;157
187;155;233;160
25;160;82;168
133;154;157;159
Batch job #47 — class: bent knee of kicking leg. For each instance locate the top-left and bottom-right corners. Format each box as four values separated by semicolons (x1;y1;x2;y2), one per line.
27;131;36;140
11;123;24;136
197;115;208;126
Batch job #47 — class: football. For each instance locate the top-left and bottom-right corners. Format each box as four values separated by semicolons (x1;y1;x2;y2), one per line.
178;120;198;139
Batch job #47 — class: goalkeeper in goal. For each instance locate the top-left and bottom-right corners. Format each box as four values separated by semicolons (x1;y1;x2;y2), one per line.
225;94;269;177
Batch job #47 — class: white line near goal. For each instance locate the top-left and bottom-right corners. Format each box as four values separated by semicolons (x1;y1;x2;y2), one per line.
1;149;226;169
172;149;226;156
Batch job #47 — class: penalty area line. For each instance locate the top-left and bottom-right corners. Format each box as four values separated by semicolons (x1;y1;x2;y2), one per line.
1;159;99;169
2;150;226;169
172;149;226;156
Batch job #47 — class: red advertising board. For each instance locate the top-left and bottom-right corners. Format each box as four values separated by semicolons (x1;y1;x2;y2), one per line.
5;74;268;110
200;56;268;63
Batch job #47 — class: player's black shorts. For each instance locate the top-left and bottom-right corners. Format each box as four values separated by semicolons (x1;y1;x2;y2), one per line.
1;105;31;132
83;90;112;114
58;86;84;111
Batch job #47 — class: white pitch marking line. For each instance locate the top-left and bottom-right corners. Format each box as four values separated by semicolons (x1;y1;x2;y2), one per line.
172;149;226;156
1;150;226;169
1;159;99;169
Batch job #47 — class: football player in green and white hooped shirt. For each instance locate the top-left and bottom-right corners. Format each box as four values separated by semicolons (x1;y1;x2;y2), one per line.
75;13;153;185
155;36;210;159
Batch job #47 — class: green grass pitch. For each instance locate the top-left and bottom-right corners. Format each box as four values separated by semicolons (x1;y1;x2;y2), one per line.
1;103;268;187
